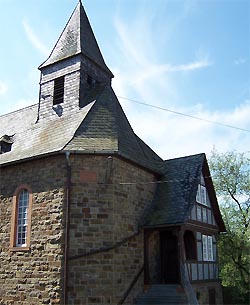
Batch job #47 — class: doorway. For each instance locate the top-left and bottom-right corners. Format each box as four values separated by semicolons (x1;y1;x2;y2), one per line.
209;288;216;305
160;231;179;283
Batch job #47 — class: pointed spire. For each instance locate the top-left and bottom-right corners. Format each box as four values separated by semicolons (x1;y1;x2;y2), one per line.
39;1;113;77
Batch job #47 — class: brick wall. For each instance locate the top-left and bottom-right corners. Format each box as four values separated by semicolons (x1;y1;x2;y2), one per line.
0;155;66;305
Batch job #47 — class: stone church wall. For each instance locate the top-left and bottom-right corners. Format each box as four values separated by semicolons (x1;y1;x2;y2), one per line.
0;153;158;305
0;155;66;305
67;154;157;305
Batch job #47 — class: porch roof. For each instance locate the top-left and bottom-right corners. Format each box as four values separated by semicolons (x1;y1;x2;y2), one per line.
143;154;204;227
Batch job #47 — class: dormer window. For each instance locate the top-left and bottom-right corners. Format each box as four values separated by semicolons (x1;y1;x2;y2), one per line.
196;184;208;206
0;135;14;154
53;76;65;105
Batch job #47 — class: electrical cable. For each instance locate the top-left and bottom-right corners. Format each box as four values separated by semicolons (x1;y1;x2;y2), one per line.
118;96;250;133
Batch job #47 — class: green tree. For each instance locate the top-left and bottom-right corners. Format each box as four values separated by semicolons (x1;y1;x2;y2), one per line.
209;150;250;304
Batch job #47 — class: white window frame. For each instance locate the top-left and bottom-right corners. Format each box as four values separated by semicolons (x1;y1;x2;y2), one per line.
196;184;208;206
16;189;29;247
202;235;214;261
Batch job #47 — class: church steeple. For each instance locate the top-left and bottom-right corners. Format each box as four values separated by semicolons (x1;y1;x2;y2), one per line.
39;1;113;77
37;1;113;120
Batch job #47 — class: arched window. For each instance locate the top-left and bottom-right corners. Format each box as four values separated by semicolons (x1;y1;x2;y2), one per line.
184;230;197;260
10;185;32;251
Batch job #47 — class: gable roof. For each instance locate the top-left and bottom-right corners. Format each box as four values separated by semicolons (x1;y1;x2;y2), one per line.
0;84;162;173
143;154;204;227
65;84;163;172
143;153;226;232
0;102;94;166
39;1;113;77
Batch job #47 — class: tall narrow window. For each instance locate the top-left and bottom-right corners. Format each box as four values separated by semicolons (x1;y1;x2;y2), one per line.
10;185;32;251
196;184;208;206
16;190;29;247
202;235;208;261
53;76;65;105
202;235;214;261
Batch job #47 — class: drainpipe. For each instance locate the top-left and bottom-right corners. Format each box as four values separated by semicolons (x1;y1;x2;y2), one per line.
64;151;71;305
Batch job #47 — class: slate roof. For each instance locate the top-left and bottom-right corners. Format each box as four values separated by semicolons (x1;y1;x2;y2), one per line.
0;85;163;173
39;1;113;77
143;154;205;227
0;102;94;166
65;84;163;172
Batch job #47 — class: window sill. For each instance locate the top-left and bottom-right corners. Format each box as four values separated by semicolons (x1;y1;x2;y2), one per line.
9;246;30;252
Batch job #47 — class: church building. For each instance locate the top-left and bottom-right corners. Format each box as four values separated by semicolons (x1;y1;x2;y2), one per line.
0;2;226;305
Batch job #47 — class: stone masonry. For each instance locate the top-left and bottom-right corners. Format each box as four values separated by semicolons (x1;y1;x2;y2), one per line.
67;154;157;305
0;153;157;305
0;155;66;305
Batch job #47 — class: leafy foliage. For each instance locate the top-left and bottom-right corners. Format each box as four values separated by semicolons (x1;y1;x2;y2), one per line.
209;150;250;304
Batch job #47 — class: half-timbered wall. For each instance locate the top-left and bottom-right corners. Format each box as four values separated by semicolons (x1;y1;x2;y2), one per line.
185;231;219;282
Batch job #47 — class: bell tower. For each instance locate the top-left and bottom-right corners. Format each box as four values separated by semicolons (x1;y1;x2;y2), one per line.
37;1;113;121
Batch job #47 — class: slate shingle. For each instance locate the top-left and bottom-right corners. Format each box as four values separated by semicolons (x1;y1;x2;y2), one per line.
0;102;94;165
39;1;113;77
65;84;163;173
0;84;162;174
143;154;205;227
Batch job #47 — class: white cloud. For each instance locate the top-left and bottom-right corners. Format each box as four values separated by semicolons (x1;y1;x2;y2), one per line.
112;15;212;116
111;6;249;159
0;81;8;95
120;99;250;160
22;18;50;56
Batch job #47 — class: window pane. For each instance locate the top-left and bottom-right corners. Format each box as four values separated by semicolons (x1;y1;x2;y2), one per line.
200;185;207;205
202;235;208;261
207;236;213;261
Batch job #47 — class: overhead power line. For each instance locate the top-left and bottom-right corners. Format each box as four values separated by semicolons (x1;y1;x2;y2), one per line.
118;96;250;133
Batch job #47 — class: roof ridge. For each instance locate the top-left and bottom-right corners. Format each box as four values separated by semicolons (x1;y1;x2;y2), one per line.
164;153;205;162
38;2;79;69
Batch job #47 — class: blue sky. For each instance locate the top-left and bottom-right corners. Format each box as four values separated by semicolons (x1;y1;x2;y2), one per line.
0;0;249;159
